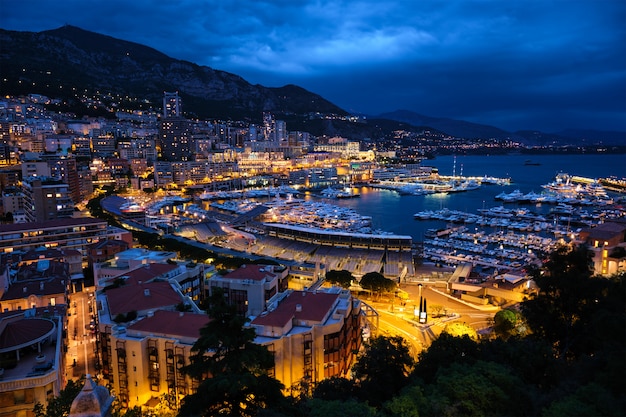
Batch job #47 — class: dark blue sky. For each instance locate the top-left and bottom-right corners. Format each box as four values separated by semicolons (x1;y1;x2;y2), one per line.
2;0;625;133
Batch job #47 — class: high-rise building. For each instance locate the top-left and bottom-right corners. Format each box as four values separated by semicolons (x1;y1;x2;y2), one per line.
159;92;192;161
163;91;182;119
21;176;74;222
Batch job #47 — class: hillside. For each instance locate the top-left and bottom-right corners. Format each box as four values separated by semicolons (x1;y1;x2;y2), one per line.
1;26;623;145
0;25;346;122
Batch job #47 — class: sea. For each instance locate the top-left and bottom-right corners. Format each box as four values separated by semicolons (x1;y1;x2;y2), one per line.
310;153;626;242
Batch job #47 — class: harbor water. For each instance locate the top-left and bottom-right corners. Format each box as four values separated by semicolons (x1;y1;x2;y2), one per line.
319;153;626;242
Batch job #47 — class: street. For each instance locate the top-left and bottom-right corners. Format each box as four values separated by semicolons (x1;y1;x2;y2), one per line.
66;289;98;381
363;281;498;357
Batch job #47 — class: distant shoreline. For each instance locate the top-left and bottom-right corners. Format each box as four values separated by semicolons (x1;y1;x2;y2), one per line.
428;146;626;158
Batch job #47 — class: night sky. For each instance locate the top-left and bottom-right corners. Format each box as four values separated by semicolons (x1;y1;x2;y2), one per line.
1;0;625;133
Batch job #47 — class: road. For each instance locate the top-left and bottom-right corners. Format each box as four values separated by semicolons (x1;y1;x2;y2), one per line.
66;289;98;381
363;282;498;356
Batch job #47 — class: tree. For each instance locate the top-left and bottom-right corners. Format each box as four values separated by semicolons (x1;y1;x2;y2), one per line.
304;398;376;417
413;333;481;383
179;287;286;417
421;361;533;417
521;244;625;359
378;385;424;417
492;308;527;340
34;378;84;417
359;272;396;299
442;322;478;340
312;376;356;401
325;270;353;289
351;336;414;407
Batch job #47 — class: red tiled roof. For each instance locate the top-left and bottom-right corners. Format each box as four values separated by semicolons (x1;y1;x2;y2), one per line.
110;263;179;285
251;290;339;327
0;317;55;350
1;275;67;301
127;310;210;339
223;264;276;282
106;281;182;317
582;222;626;241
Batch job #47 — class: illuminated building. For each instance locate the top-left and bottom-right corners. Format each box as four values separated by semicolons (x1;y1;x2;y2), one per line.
95;277;205;409
249;287;363;392
0;217;108;256
578;220;626;276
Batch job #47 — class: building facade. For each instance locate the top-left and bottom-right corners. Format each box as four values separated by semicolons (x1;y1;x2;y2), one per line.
0;217;108;256
250;287;363;392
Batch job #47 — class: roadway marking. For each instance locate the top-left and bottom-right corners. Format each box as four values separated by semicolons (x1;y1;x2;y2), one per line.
80;297;89;376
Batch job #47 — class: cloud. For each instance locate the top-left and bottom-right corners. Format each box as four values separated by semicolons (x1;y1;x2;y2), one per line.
1;0;625;131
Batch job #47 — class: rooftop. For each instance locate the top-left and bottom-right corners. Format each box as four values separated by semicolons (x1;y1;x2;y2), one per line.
105;281;182;317
223;264;277;282
251;290;340;328
126;310;209;341
104;263;179;286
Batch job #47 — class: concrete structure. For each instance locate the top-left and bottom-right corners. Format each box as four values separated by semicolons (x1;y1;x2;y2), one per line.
159;93;192;162
87;240;130;272
68;374;114;417
250;287;363;393
21;176;74;222
209;264;289;316
95;276;204;410
93;248;177;288
0;257;69;312
578;220;626;276
0;307;67;417
0;217;108;256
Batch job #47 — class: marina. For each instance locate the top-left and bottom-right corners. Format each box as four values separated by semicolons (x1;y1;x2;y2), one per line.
107;153;625;280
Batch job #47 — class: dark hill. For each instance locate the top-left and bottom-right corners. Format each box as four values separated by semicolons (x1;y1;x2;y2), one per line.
378;109;510;139
0;25;346;122
1;26;623;145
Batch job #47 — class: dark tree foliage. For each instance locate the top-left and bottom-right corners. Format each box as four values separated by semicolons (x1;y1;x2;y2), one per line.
477;337;563;391
312;376;356;401
521;244;626;360
413;333;481;383
179;287;286;417
303;398;376;417
420;361;533;417
351;335;414;407
359;272;396;297
33;377;84;417
325;270;354;289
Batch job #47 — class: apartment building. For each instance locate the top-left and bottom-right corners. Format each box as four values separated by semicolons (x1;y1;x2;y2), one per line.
209;264;289;316
95;276;204;409
21;176;74;222
0;217;108;256
0;307;67;417
250;287;363;392
578;220;626;275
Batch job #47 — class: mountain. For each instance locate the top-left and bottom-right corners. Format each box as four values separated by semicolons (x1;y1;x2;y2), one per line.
378;109;509;139
1;26;623;145
379;110;626;146
0;25;346;122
